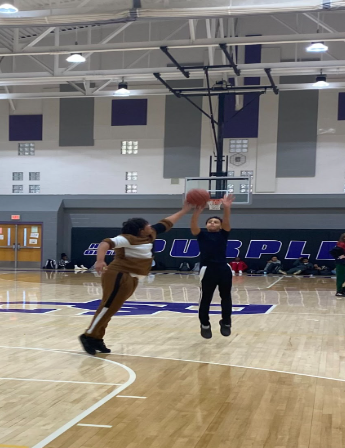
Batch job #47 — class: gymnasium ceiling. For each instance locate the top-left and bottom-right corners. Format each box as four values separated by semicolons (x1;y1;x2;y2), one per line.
0;0;345;102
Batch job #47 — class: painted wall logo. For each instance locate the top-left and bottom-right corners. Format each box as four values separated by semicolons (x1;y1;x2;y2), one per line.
83;240;337;260
0;300;275;316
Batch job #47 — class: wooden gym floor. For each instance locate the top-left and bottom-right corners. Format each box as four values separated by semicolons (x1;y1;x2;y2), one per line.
0;270;345;448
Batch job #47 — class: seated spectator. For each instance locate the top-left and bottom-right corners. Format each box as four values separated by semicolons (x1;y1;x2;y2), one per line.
287;258;314;275
58;253;87;271
229;257;248;276
58;253;72;269
264;256;286;275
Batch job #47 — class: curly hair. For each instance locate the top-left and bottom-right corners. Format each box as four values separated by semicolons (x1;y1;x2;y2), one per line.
121;218;149;236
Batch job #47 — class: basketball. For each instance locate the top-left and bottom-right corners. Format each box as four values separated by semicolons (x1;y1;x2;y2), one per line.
186;188;211;207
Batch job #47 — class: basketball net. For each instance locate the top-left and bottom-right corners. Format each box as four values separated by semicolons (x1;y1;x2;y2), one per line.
208;199;222;210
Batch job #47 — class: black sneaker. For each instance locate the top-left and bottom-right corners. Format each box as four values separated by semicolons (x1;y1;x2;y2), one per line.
95;339;111;353
79;334;96;355
200;325;212;339
219;320;231;337
335;292;345;298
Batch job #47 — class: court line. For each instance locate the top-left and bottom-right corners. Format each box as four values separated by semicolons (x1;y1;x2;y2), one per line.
116;395;146;399
3;344;345;385
0;346;136;448
266;277;284;289
264;304;277;314
104;351;345;385
77;424;112;428
0;377;122;386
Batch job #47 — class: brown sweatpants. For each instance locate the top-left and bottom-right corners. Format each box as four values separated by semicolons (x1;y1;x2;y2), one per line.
84;269;138;340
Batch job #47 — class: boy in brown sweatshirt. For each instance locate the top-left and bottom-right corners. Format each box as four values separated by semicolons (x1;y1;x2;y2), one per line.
79;201;192;355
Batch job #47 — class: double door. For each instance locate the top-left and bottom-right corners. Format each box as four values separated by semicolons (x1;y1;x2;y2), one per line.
0;224;42;268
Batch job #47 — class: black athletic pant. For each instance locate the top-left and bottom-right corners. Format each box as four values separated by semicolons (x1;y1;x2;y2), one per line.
199;263;232;327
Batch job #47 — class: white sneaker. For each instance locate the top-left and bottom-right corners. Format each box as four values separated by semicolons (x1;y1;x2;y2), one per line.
74;265;83;271
80;265;88;271
232;271;236;276
239;270;243;276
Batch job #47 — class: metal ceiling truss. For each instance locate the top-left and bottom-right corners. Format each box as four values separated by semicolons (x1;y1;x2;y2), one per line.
0;0;343;28
0;12;342;97
2;31;345;57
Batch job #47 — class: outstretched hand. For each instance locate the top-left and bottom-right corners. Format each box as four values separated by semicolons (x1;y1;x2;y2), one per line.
221;194;235;208
193;204;205;214
182;200;194;213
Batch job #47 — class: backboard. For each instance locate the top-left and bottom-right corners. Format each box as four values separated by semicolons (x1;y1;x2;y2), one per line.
184;176;252;207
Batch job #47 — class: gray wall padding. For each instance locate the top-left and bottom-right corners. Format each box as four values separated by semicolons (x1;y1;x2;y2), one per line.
276;76;319;178
163;80;203;178
59;84;94;147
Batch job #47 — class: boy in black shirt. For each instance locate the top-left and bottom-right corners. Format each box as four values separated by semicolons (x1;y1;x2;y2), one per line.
191;195;234;339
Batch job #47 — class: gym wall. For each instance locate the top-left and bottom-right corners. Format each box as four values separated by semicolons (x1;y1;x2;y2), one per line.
0;194;344;263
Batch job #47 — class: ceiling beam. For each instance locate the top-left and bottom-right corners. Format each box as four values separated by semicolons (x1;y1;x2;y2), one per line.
303;12;337;34
126;22;189;69
189;19;196;42
22;27;55;50
270;14;338;60
0;59;345;87
2;31;345;58
92;79;114;94
205;19;216;66
63;22;133;73
0;81;345;100
28;55;54;74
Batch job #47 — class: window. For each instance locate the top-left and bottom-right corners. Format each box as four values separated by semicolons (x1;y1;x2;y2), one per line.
121;141;138;155
126;171;138;181
240;170;254;177
227;184;234;193
12;172;23;181
125;184;137;194
229;139;248;153
12;185;23;194
18;143;35;156
240;184;253;193
29;172;40;181
29;185;40;194
227;171;235;177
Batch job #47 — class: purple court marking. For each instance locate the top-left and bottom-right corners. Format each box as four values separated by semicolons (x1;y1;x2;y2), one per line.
0;300;274;316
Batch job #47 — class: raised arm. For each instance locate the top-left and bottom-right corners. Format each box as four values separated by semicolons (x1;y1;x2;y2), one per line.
191;206;204;236
221;194;235;232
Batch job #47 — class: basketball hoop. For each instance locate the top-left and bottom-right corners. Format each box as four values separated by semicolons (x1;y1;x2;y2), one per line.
208;199;222;210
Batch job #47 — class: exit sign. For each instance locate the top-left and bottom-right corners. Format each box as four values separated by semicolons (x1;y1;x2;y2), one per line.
11;215;21;220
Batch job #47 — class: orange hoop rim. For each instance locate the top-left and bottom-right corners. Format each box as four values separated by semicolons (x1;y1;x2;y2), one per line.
207;198;222;210
207;199;222;204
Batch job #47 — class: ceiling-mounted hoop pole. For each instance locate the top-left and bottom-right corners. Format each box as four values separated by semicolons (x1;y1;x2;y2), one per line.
219;43;241;76
204;67;219;155
160;46;190;78
264;68;279;95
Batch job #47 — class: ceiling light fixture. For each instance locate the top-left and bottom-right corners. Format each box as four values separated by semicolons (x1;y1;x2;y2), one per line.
0;3;18;13
313;74;329;88
115;79;130;96
66;53;86;63
306;42;328;53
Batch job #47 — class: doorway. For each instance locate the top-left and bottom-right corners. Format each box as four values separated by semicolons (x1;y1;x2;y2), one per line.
0;224;42;268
